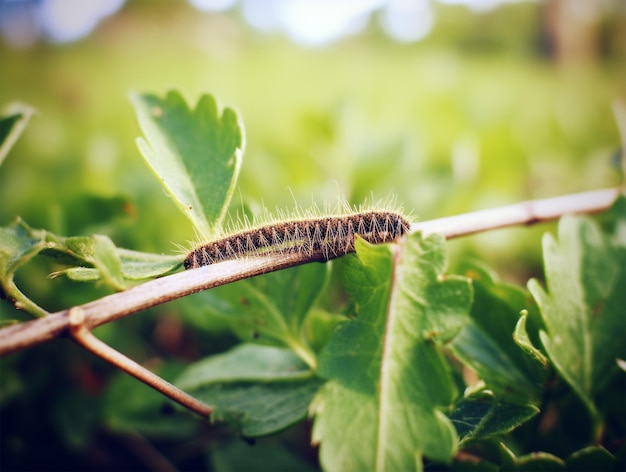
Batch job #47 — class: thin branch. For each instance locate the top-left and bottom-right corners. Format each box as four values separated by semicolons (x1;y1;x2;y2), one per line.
0;252;304;356
411;187;620;237
68;306;212;417
0;187;620;357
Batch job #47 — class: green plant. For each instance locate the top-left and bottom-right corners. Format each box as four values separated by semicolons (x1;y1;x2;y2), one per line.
1;92;624;471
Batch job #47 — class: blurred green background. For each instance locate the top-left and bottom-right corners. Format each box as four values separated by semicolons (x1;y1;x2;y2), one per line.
0;0;624;470
1;1;624;262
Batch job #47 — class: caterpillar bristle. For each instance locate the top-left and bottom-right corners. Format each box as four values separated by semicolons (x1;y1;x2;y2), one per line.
183;210;411;270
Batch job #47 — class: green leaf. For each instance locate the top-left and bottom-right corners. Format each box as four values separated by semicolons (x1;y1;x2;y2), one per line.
58;267;102;282
52;248;181;281
528;210;626;417
311;232;473;471
104;365;200;438
513;310;549;368
449;391;539;443
0;219;182;316
0;103;35;166
91;234;125;289
499;443;566;471
130;91;244;238
117;248;182;279
302;307;348;354
565;446;616;472
210;439;319;472
176;344;323;437
450;261;548;400
187;262;329;369
0;219;50;316
0;222;127;309
45;234;126;290
0;221;49;275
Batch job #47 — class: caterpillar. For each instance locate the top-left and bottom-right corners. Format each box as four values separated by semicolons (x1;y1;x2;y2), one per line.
184;210;411;270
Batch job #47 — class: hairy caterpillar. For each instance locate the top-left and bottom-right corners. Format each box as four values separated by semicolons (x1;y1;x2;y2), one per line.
184;210;411;270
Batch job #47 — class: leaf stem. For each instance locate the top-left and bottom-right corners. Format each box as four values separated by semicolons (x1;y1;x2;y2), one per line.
3;278;49;318
67;306;212;417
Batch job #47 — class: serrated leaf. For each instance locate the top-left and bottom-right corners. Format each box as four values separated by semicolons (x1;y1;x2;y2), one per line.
450;261;548;400
187;262;328;369
449;391;539;443
311;232;472;471
176;344;323;437
130;91;244;238
0;103;35;166
528;210;626;417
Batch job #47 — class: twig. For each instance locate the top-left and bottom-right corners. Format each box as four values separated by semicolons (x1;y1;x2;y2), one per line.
0;252;309;356
0;187;620;357
68;306;212;417
411;187;620;237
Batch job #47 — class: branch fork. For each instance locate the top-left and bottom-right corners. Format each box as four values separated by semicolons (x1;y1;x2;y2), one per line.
68;305;212;417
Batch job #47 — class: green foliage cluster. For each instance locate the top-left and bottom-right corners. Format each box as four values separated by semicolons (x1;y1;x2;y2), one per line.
1;92;624;471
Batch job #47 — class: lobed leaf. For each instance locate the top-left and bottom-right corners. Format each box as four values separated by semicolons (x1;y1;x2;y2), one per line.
451;261;548;401
449;391;539;444
130;91;244;238
528;204;626;417
311;232;473;471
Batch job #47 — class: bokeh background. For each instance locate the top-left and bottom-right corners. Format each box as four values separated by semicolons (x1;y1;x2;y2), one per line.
0;1;625;470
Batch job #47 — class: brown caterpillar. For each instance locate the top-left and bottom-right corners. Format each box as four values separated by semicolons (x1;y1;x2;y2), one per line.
184;210;411;269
